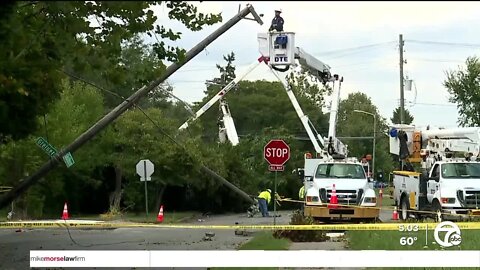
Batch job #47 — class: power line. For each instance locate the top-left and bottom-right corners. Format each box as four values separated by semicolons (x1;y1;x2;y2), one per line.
411;102;457;107
406;39;480;48
333;60;389;70
315;41;396;56
409;58;464;63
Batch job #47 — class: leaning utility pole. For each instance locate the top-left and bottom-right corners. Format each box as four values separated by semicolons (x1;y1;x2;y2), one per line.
399;34;405;124
0;5;263;209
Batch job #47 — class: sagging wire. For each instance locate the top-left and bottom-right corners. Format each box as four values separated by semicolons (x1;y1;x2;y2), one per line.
57;70;203;247
60;69;185;149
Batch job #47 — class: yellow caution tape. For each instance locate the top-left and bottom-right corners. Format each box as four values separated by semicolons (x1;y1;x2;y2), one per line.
279;198;480;218
2;221;480;230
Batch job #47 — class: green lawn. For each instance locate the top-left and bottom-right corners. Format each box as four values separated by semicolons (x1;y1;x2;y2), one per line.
239;231;291;250
213;232;290;270
347;229;480;270
376;187;395;209
0;211;200;224
78;211;200;223
347;229;479;250
0;208;7;222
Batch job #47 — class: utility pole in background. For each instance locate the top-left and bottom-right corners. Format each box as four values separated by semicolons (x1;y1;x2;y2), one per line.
399;34;405;124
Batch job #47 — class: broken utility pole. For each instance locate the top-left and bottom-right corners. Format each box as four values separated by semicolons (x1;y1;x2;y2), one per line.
0;5;263;209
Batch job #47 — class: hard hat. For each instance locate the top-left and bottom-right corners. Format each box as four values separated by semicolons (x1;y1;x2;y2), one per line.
275;9;282;13
267;189;272;193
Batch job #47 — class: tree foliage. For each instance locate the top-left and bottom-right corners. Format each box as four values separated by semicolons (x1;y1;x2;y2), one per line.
0;1;222;140
337;92;394;176
390;106;414;125
444;56;480;126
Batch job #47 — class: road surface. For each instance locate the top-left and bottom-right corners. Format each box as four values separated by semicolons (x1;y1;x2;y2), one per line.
0;209;392;269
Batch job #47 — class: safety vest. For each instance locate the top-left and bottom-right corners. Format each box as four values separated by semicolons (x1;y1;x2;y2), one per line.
258;190;271;204
299;186;305;200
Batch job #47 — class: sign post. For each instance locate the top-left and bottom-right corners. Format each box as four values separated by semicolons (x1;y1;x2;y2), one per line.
136;159;154;218
263;140;290;225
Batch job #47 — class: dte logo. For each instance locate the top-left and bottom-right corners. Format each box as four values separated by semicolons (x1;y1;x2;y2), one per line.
274;56;288;62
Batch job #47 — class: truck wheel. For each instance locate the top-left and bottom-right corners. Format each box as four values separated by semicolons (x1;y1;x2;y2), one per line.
400;197;410;221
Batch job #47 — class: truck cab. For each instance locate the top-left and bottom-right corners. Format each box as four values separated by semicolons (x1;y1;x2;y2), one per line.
426;160;480;217
392;159;480;220
302;157;379;221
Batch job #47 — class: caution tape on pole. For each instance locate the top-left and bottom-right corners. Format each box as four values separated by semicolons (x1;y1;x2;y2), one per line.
1;221;480;230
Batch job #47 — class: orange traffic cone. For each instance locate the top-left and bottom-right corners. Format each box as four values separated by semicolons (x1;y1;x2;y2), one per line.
328;184;339;209
61;202;69;220
157;205;164;223
379;188;383;198
392;206;399;220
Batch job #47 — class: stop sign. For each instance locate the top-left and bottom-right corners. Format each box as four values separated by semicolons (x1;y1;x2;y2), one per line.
264;140;290;165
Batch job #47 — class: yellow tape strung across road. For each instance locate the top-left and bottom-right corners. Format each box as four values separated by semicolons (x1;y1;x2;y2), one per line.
279;198;480;218
1;221;480;230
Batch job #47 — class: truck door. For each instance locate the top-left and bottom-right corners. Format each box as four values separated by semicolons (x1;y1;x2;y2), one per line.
427;164;440;203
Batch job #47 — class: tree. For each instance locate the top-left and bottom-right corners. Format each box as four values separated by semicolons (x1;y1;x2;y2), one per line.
287;69;332;109
0;80;108;217
444;56;480;126
64;35;168;109
0;1;221;140
337;92;394;177
391;106;414;125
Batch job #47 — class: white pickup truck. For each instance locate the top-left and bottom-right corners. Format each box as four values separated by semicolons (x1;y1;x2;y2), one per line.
302;156;379;222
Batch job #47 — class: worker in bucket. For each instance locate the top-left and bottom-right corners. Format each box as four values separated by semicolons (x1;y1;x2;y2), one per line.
257;189;272;217
269;9;284;32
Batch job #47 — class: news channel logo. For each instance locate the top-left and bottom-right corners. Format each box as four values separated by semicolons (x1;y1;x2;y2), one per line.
434;221;462;247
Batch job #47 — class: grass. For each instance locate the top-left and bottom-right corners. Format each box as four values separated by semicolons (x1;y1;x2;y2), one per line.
77;211;200;223
0;208;7;222
0;211;200;224
212;232;291;270
347;229;480;250
347;229;480;269
376;187;395;209
239;231;291;250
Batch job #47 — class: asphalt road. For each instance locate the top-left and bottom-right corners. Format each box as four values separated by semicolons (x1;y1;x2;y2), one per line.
0;209;392;269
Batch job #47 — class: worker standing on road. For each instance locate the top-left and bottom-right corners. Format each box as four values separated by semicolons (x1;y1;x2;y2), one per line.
299;185;305;211
269;9;284;32
257;189;272;217
299;185;305;200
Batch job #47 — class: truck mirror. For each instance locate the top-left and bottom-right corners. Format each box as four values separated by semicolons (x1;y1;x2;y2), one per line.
304;176;313;182
298;168;305;179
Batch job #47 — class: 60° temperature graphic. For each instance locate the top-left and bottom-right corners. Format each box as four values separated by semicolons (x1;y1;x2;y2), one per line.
399;236;418;246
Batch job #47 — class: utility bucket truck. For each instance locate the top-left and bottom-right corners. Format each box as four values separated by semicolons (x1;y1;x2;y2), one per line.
298;76;379;222
389;125;480;221
178;29;379;221
258;31;379;222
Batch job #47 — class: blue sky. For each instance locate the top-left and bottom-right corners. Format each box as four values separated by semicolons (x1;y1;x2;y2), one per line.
151;1;480;128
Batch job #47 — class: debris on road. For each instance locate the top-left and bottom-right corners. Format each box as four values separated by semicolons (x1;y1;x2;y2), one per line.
326;232;345;242
203;232;216;241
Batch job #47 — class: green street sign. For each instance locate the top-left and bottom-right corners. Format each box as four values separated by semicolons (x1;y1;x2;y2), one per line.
62;152;75;168
35;137;57;157
35;137;75;168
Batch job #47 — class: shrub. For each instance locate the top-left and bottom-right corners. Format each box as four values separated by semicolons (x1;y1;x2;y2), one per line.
273;210;327;242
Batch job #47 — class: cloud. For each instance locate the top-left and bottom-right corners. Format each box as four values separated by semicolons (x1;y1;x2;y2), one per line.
148;1;480;128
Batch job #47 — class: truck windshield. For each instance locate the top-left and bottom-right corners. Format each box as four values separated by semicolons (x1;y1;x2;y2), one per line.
442;163;480;178
315;163;366;179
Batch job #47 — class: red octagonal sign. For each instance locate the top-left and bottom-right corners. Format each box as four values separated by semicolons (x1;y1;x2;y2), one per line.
264;139;290;166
